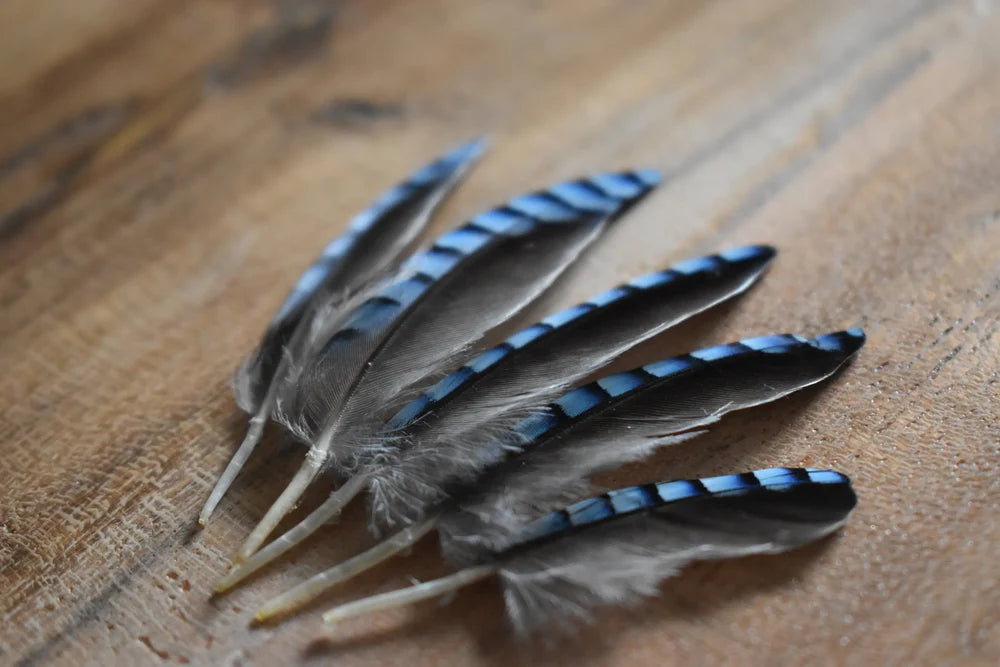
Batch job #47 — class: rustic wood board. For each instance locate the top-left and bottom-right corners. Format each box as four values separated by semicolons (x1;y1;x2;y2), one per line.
2;1;998;664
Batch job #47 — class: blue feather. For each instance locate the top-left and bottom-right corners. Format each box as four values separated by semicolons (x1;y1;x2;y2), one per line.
511;468;853;547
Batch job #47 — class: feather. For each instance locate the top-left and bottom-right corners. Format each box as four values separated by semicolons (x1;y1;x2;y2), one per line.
235;169;662;559
198;139;486;526
250;330;864;618
215;246;775;590
318;468;857;635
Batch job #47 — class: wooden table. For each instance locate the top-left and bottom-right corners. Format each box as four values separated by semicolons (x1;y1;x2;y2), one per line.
2;1;998;664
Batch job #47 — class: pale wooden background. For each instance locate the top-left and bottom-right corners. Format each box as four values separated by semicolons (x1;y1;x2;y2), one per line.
1;1;998;665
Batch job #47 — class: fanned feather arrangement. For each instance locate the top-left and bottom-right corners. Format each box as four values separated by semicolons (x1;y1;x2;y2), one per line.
202;140;867;637
236;167;660;560
250;330;864;619
216;244;777;590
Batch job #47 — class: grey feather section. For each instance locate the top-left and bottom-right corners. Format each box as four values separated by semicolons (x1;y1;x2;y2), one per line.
436;330;866;564
365;245;776;531
276;171;661;475
497;469;856;634
232;139;486;414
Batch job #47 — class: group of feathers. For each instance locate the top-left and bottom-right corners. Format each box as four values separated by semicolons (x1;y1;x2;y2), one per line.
197;139;864;635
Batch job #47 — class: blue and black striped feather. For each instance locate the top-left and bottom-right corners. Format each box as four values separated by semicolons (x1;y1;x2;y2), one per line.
364;245;777;529
491;468;856;633
434;329;865;563
233;139;486;415
276;169;661;473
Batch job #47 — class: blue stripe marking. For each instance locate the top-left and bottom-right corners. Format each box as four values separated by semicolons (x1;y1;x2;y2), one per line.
752;468;801;485
590;285;631;307
673;255;721;275
549;181;619;212
472;208;531;234
380;277;429;307
740;334;803;351
467;346;509;373
655;479;704;503
426;367;474;403
596;371;646;396
408;139;484;185
508;193;580;222
644;356;695;378
320;235;353;259
386;395;431;430
567;497;614;525
719;245;769;262
629;271;673;289
346;298;403;334
690;343;747;362
590;172;644;199
346;189;403;233
634;169;662;187
290;264;327;298
813;329;866;352
541;303;592;328
554;385;606;418
701;474;755;494
607;485;656;513
517;411;560;441
507;325;550;349
412;248;461;279
435;226;493;254
806;469;848;484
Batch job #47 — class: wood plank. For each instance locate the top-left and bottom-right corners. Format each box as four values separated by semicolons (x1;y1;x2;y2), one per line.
1;0;997;664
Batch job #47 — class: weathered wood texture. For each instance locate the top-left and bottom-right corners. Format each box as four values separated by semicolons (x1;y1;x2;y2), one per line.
1;0;998;664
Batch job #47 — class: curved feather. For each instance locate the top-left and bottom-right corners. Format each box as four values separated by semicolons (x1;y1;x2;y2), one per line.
366;245;778;530
436;329;866;563
233;138;486;414
318;468;856;635
498;468;856;633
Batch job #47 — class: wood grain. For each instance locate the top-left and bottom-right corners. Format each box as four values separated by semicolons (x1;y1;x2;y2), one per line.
1;1;998;664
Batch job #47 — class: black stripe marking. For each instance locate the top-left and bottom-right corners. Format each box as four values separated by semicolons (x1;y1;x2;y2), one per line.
429;243;464;258
367;296;402;308
541;190;584;213
789;468;811;482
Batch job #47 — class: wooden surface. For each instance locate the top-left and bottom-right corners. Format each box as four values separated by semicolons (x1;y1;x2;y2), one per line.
1;1;998;664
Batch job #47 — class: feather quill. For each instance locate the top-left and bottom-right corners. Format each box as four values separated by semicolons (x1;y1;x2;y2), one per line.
251;330;864;618
199;139;486;526
215;245;777;591
319;468;857;635
236;170;662;559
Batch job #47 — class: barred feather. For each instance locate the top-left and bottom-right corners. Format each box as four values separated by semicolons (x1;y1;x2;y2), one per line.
319;468;856;636
498;468;856;633
233;139;486;414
